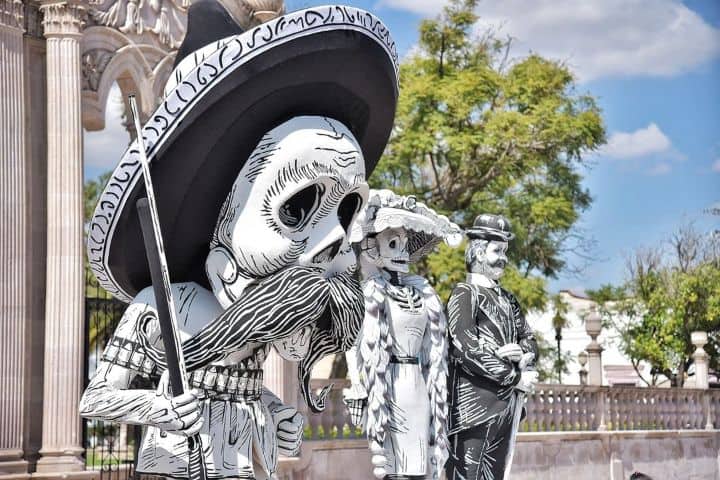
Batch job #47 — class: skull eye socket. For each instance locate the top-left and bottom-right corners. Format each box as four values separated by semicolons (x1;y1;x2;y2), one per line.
278;183;325;230
337;192;363;233
388;239;397;249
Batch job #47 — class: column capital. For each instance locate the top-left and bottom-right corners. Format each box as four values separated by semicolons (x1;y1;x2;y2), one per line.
39;0;86;37
0;0;24;31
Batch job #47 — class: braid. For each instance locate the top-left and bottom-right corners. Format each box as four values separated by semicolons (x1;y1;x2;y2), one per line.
424;295;449;479
358;278;391;478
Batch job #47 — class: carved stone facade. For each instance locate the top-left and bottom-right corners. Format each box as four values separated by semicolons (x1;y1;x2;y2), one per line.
81;0;188;131
0;0;189;476
35;1;89;475
0;0;29;475
0;0;23;30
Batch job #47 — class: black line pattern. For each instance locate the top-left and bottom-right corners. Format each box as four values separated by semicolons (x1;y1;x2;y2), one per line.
446;283;538;480
87;6;399;302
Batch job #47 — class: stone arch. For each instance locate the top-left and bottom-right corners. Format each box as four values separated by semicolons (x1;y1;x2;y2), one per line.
80;2;184;131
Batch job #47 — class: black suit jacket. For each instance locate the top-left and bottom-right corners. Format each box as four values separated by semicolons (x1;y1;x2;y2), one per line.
447;282;538;434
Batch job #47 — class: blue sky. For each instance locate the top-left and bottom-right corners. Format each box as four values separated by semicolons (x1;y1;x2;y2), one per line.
85;0;720;293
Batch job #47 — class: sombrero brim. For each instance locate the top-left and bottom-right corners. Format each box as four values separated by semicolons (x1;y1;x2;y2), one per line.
87;6;399;302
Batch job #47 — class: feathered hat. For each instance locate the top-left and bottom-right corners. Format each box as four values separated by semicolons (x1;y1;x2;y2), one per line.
350;189;462;262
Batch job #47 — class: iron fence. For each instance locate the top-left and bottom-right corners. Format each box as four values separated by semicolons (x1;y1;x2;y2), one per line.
84;267;138;479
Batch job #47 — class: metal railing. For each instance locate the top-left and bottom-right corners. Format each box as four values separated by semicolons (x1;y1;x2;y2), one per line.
84;267;138;479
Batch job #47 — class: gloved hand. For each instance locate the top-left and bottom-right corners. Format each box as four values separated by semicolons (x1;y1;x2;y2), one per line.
342;388;368;428
519;352;535;371
273;404;304;456
146;370;204;436
515;370;539;394
496;343;523;363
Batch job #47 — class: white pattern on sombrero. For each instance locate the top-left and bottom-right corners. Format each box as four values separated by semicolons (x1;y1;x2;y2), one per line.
87;6;399;302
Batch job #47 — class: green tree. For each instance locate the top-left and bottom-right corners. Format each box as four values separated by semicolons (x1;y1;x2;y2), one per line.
84;172;114;353
372;0;606;309
84;171;112;224
588;225;720;387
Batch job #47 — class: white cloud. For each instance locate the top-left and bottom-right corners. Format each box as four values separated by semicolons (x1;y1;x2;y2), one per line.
712;158;720;173
84;83;130;170
647;162;672;176
380;0;720;82
600;123;672;159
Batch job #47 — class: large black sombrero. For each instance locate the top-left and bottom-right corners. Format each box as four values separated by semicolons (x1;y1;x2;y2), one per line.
87;6;399;302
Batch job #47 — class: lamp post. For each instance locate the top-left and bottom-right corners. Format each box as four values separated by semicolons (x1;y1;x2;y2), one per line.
555;327;562;383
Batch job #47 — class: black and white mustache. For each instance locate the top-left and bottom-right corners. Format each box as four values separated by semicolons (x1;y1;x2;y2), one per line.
141;265;364;412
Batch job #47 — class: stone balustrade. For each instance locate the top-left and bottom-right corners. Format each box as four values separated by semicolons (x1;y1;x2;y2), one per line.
297;379;720;440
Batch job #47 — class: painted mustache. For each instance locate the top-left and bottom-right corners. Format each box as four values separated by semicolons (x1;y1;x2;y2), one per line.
140;265;363;412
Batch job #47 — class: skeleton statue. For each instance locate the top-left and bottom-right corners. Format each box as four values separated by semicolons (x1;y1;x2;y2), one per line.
344;190;462;480
81;6;399;479
445;214;539;480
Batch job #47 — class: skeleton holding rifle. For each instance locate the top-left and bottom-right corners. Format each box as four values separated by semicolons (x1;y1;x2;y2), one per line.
80;5;399;479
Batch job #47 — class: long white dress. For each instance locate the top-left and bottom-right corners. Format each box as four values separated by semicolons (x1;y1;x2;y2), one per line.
355;274;448;479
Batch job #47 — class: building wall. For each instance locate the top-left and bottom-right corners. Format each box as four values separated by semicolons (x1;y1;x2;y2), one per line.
526;290;653;386
283;431;720;480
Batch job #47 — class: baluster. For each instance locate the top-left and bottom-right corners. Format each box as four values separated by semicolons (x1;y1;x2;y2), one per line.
597;388;607;431
642;390;650;430
610;389;618;431
537;387;547;432
551;388;560;431
524;388;535;432
672;390;680;430
333;387;347;438
581;389;590;430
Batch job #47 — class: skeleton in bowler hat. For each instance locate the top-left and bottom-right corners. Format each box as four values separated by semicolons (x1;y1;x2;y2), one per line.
80;5;399;479
343;190;462;480
445;215;539;480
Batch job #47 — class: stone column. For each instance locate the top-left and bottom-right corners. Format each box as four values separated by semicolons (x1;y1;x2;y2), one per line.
35;1;87;474
691;331;709;390
0;0;29;475
585;309;604;386
265;349;299;409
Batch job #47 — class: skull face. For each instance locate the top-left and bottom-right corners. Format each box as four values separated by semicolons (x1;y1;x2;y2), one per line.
373;227;410;273
206;116;368;309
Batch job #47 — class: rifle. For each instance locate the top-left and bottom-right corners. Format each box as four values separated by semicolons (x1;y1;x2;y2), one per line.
129;95;208;480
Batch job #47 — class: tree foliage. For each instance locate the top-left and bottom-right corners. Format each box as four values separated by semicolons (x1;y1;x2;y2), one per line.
588;225;720;387
84;171;112;224
372;0;606;309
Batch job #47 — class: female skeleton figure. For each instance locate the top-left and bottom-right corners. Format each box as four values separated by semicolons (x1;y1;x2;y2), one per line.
344;190;462;480
80;6;399;479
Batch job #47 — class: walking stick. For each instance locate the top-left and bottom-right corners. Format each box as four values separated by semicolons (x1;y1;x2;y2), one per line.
503;353;535;480
129;95;208;480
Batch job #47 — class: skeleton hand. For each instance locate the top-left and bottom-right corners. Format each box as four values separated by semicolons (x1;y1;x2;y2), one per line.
342;396;367;428
146;370;204;436
496;343;523;363
519;352;535;371
273;405;304;456
515;370;539;394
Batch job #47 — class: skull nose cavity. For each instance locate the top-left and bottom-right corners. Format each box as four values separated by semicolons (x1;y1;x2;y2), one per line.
312;239;343;264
